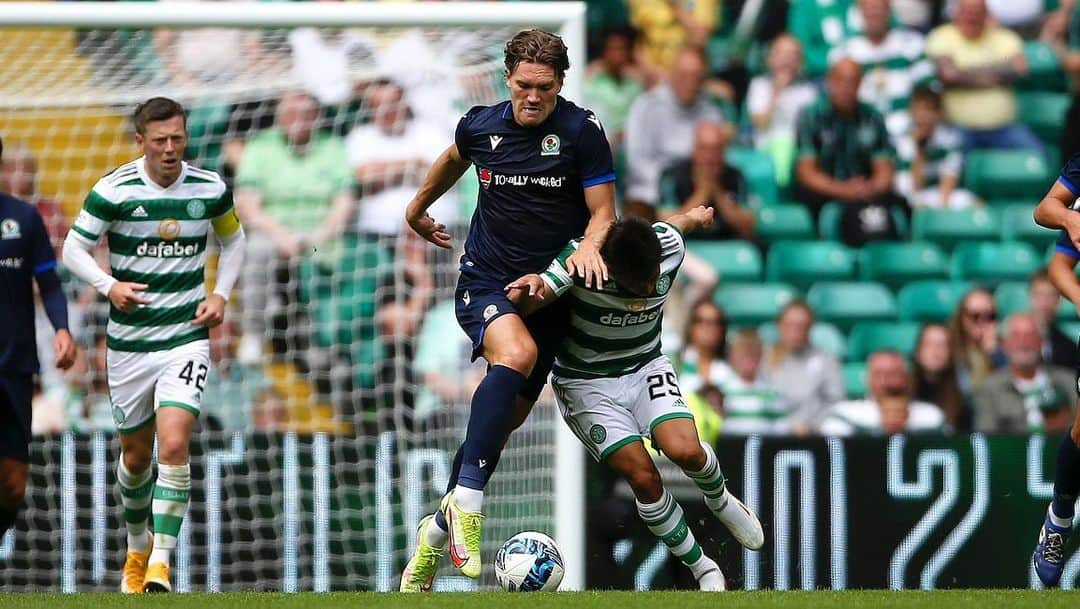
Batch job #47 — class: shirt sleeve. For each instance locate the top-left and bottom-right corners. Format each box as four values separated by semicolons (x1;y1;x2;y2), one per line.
577;112;616;188
795;104;819;160
654;222;686;262
29;207;57;275
454;111;475;162
1056;230;1080;259
540;240;578;296
1058;154;1080;196
210;190;242;238
69;186;116;244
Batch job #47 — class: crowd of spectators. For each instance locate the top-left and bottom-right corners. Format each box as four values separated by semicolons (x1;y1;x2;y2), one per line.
10;0;1080;438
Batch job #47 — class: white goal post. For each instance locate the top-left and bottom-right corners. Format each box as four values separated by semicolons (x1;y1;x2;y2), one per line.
0;1;587;592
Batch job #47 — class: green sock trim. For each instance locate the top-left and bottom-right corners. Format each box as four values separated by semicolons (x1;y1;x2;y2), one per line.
124;507;150;524
120;480;154;499
639;498;677;526
678;543;703;565
660;518;690;548
153;513;184;537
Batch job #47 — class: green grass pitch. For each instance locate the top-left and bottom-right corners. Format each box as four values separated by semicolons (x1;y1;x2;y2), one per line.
5;591;1080;609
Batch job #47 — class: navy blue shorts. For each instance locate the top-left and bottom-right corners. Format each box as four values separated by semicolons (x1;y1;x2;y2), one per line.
0;372;33;462
455;258;569;403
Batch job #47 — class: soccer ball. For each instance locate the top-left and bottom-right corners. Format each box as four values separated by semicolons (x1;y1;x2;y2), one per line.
494;531;565;592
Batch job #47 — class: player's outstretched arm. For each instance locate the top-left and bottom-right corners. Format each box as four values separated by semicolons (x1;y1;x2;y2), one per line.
566;182;616;289
405;144;471;249
504;274;556;317
665;205;716;236
1049;252;1080;317
1035;182;1080;251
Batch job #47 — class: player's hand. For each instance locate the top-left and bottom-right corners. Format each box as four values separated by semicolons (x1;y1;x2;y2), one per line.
566;237;608;290
406;209;452;250
53;329;76;370
108;281;150;313
504;274;547;306
687;205;715;229
192;294;227;328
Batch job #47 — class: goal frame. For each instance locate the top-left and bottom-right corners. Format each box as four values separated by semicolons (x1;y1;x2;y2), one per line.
0;0;588;592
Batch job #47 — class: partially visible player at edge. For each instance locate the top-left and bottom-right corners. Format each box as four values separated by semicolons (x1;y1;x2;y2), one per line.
507;207;764;591
400;29;616;590
0;135;77;543
1032;152;1080;586
62;98;246;593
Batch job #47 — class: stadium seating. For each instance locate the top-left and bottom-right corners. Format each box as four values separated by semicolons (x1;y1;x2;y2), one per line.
765;240;856;290
806;281;897;330
714;282;799;326
996;281;1075;320
963;150;1052;202
727;146;778;207
1017;91;1070;145
1019;40;1068;91
846;322;922;362
686;240;762;282
950;241;1041;286
857;241;949;290
911;207;1002;251
897;280;972;322
755;204;815;242
1061;321;1080;341
842;361;868;398
1001;203;1057;250
758;321;848;360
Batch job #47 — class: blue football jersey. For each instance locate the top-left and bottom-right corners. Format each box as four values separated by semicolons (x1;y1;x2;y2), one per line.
1055;154;1080;259
0;194;56;373
455;96;615;281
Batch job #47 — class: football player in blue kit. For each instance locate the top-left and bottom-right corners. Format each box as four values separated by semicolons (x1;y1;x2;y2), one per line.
399;29;616;590
1033;153;1080;586
0;135;76;542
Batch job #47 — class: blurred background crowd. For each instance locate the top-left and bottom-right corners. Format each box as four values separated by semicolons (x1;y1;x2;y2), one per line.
9;0;1080;442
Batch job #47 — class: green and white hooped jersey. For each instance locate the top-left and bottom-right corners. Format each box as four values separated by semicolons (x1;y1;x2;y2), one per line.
70;157;239;352
542;222;684;379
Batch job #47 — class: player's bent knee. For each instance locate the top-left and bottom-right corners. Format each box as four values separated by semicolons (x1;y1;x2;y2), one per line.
665;443;706;471
493;340;538;376
626;469;664;503
122;448;153;474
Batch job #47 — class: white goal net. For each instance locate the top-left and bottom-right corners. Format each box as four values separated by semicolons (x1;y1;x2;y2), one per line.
0;2;585;593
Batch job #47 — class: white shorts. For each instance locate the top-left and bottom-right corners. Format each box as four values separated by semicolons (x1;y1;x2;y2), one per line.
551;356;695;462
106;339;210;433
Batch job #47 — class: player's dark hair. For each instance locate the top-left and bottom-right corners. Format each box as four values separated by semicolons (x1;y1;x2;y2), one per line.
133;97;187;135
504;29;570;82
601;216;661;294
911;85;942;110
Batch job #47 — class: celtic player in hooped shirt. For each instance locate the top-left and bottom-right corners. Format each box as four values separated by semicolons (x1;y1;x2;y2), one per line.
506;206;764;591
62;98;245;594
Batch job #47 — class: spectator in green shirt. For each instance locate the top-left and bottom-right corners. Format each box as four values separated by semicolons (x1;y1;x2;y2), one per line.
234;91;355;366
794;58;903;246
584;27;646;152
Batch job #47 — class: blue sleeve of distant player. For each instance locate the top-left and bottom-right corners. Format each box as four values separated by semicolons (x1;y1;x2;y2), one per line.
29;208;56;275
1056;230;1080;259
1058;154;1080;195
576;114;616;188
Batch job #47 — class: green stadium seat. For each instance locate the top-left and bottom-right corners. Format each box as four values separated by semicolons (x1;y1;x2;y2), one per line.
806;281;898;330
842;362;868;398
727;147;778;208
1017;92;1070;145
897;280;972;322
1001;204;1057;250
765;240;856;290
963;150;1053;202
994;281;1030;317
686;240;762;282
847;322;923;362
1060;321;1080;341
755;204;815;242
911;207;1002;251
950;241;1041;286
858;241;949;289
714;282;799;326
1018;41;1068;91
758;321;847;359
